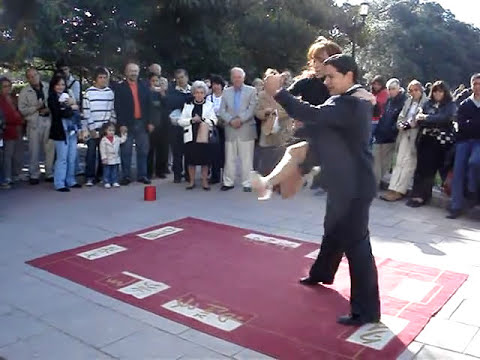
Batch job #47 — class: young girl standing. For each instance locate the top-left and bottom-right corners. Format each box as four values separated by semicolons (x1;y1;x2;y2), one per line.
99;122;126;188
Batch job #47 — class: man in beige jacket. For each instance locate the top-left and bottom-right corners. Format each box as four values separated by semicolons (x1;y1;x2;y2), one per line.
18;68;55;184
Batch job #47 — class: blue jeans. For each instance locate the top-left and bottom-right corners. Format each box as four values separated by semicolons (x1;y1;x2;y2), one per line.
86;137;102;181
54;131;78;189
450;140;480;210
103;164;119;185
120;121;149;180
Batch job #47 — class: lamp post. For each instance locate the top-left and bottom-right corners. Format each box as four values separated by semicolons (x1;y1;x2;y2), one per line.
351;2;369;61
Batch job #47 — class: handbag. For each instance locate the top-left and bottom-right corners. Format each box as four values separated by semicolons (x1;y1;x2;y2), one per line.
209;125;219;144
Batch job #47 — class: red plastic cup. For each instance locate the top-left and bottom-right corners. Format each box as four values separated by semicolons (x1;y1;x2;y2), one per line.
144;186;156;201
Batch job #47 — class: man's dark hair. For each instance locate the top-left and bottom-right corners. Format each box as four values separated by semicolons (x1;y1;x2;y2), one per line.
323;54;359;83
429;80;453;104
55;58;68;69
210;74;225;89
94;67;109;80
174;69;188;78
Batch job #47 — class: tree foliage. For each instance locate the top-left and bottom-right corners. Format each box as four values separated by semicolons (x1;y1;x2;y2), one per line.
1;0;480;86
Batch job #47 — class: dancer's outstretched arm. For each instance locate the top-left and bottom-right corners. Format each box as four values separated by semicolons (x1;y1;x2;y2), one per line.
273;89;350;130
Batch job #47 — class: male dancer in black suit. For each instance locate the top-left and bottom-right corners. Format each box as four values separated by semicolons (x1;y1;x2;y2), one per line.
261;54;380;326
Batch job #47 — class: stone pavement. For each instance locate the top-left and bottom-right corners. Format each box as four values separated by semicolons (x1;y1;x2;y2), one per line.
0;174;479;360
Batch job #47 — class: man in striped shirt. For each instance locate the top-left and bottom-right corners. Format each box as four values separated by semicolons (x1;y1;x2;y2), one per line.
82;67;117;186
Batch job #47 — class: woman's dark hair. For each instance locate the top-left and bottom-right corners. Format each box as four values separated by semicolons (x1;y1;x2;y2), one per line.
323;54;359;83
210;74;225;89
429;80;453;104
371;75;386;89
94;67;109;80
49;74;66;94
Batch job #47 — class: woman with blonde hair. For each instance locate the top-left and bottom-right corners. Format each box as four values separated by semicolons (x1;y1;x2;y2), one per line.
381;80;428;201
287;37;343;191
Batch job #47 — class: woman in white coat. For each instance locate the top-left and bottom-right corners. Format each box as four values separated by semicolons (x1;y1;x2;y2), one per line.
381;80;428;201
178;81;218;190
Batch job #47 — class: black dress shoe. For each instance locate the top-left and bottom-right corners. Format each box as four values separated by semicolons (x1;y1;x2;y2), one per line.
56;187;70;192
221;185;234;191
29;178;40;185
299;276;333;286
120;178;131;186
203;186;211;191
337;314;379;327
138;177;152;185
243;187;252;193
45;177;54;183
299;276;319;286
173;177;181;184
406;199;424;208
70;183;82;189
157;174;167;179
209;178;220;185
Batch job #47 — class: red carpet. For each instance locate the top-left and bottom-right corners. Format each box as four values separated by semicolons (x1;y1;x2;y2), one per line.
27;217;467;359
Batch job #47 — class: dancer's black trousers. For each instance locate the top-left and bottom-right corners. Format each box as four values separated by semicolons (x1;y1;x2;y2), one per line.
309;196;381;320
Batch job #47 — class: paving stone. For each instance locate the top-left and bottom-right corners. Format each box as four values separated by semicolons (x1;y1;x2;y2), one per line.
415;344;479;359
451;299;480;327
179;329;244;356
394;231;445;244
112;302;189;335
465;331;480;358
0;310;50;347
1;275;77;317
396;341;423;360
416;318;478;353
0;328;115;360
233;348;275;360
101;327;225;360
40;300;145;348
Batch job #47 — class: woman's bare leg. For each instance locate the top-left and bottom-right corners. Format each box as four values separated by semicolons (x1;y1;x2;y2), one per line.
187;166;195;187
251;141;308;200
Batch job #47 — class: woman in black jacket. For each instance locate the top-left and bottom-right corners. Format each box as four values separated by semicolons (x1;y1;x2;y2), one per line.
406;81;456;207
48;74;81;192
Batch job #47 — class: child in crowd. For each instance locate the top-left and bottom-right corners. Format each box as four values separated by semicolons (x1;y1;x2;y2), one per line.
59;92;81;134
99;122;126;188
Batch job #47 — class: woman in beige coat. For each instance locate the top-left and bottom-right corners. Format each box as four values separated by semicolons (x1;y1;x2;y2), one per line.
381;80;428;201
254;69;294;176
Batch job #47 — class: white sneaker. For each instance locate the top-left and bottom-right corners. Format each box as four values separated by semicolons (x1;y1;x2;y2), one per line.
250;171;273;201
85;180;94;187
104;183;111;189
112;182;120;188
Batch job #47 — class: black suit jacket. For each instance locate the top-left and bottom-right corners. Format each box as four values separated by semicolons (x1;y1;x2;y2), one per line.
274;86;376;202
114;80;152;127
